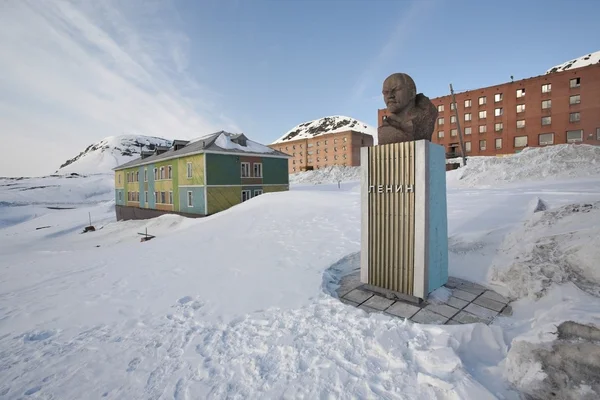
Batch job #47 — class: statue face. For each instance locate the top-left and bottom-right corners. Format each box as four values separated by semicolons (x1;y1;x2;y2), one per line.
382;75;413;114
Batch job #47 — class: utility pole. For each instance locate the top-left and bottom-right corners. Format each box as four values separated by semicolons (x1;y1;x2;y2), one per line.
449;83;467;167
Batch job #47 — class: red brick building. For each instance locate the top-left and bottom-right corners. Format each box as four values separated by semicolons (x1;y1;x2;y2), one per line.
378;64;600;157
269;130;374;174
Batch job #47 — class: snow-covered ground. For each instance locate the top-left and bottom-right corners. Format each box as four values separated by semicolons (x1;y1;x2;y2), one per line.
1;146;600;399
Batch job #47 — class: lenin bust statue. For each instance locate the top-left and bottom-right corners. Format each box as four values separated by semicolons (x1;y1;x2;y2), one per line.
378;73;438;145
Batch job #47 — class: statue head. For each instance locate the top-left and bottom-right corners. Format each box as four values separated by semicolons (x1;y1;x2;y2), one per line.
382;73;417;114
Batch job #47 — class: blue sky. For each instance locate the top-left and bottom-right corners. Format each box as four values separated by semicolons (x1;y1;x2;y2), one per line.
1;0;599;176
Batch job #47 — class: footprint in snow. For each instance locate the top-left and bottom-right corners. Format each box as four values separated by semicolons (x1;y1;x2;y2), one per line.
127;357;141;372
24;386;42;395
178;296;193;305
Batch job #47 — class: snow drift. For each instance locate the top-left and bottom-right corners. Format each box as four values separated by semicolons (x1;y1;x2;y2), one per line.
447;144;600;187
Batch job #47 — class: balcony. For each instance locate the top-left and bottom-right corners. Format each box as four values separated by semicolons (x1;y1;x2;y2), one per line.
446;151;460;159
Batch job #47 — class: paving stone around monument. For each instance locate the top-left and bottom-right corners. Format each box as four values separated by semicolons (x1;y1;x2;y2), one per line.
337;273;512;325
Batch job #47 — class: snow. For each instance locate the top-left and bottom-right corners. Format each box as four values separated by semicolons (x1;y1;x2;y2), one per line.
56;135;172;175
546;50;600;74
272;115;376;144
446;144;600;187
1;144;600;399
214;133;278;154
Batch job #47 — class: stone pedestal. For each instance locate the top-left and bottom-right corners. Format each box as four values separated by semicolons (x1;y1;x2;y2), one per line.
360;140;448;301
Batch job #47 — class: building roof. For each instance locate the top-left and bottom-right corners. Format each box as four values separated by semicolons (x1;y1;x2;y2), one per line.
114;131;289;171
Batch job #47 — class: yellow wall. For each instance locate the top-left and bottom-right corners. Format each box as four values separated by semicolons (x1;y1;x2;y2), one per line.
263;185;288;193
206;186;240;215
178;154;205;186
114;171;125;189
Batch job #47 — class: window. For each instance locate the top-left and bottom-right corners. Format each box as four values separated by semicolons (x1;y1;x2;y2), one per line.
126;172;130;183
187;191;193;207
145;191;148;202
144;169;147;182
316;141;320;146
334;147;338;152
241;162;250;177
187;162;192;178
494;93;503;102
478;96;486;105
567;130;583;142
438;131;444;138
465;141;471;152
479;125;487;133
541;116;552;126
514;136;528;147
118;192;122;201
307;143;313;147
517;120;525;129
450;102;456;110
464;113;472;122
334;155;338;160
161;192;166;204
464;127;472;135
479;110;487;119
464;99;472;108
254;189;263;197
451;115;457;123
542;83;551;93
451;129;457;137
241;190;251;202
542;100;552;109
118;174;121;184
479;140;486;151
516;88;525;98
253;163;263;177
494;108;503;117
165;165;171;179
136;171;139;182
159;167;164;180
570;78;580;88
495;122;503;132
437;104;444;112
570;94;581;105
343;137;347;142
539;133;554;145
324;140;328;145
517;104;526;113
154;168;158;180
154;192;158;203
307;151;313;156
438;117;445;125
495;138;502;149
169;191;173;205
570;112;580;122
598;128;600;140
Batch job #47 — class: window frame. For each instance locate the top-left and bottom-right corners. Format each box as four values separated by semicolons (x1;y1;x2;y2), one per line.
241;189;252;202
241;162;250;178
538;133;554;145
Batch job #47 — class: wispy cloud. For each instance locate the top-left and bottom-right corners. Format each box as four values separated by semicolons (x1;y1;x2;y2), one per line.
350;0;435;102
0;0;238;176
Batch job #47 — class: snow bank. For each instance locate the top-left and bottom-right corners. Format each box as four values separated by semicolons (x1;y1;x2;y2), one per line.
290;165;360;185
489;201;600;300
447;144;600;187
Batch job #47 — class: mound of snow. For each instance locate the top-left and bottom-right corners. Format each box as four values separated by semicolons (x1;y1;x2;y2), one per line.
56;135;172;175
546;50;600;74
272;116;375;144
488;201;600;300
290;165;360;185
447;144;600;187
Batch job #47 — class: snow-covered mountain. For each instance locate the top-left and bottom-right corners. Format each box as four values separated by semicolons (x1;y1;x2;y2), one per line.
546;50;600;74
272;116;375;144
56;135;172;175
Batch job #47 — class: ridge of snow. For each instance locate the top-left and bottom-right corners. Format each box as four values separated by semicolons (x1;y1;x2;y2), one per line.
56;135;172;175
447;144;600;187
272;115;376;144
546;50;600;74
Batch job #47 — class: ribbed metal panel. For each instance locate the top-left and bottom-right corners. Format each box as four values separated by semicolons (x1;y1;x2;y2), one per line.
367;142;416;294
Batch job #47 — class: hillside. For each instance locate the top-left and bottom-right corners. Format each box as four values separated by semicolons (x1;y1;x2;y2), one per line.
546;50;600;74
272;116;376;144
56;135;172;175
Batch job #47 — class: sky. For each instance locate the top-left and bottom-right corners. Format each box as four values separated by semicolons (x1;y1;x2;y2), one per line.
1;0;599;177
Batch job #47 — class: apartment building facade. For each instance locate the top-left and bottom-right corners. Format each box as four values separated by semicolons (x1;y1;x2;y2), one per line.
378;64;600;157
269;130;374;174
113;131;289;221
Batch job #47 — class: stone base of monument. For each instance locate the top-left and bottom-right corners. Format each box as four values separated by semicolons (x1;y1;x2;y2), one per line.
337;270;512;325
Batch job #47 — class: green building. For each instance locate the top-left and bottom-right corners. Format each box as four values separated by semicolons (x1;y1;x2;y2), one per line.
113;131;290;220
